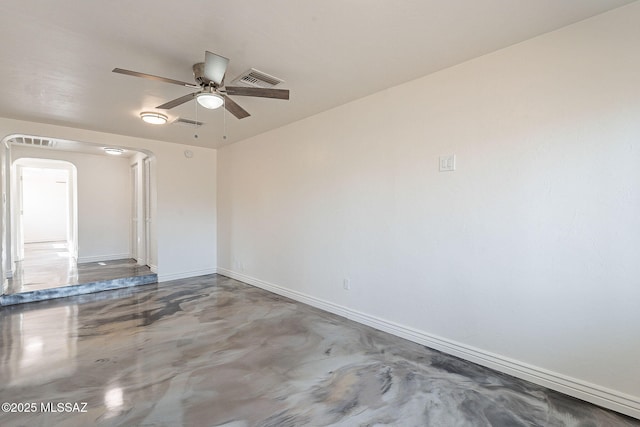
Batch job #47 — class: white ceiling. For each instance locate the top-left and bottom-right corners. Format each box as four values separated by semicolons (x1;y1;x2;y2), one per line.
0;0;634;150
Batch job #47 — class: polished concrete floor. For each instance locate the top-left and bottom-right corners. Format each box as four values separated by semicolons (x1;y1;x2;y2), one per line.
0;274;637;426
6;242;153;295
2;242;156;305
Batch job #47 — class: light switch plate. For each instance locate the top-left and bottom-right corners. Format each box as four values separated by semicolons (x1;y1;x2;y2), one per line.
439;154;456;172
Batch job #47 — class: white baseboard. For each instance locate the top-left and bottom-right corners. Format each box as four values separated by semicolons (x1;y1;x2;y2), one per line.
77;253;132;264
158;267;217;282
24;239;67;244
216;267;640;420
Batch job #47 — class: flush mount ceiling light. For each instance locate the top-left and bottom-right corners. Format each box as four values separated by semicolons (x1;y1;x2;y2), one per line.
103;147;124;155
140;111;168;125
196;90;224;109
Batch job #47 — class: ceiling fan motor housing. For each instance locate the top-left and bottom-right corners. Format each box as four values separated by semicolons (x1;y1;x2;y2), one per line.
192;63;213;87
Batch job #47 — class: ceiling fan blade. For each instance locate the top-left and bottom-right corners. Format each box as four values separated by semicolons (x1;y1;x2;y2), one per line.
204;51;229;86
222;95;250;119
224;86;290;100
112;68;200;89
156;92;199;109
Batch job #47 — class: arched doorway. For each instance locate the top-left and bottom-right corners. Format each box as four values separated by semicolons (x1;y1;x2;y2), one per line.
1;135;157;298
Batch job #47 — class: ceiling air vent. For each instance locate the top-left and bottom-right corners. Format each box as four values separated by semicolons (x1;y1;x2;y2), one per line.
230;68;283;89
11;136;56;148
172;118;204;127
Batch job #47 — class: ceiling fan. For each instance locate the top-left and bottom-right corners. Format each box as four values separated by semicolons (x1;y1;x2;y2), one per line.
113;51;289;119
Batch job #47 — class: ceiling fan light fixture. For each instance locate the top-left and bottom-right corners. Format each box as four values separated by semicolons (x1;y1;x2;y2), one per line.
196;92;224;109
140;111;168;125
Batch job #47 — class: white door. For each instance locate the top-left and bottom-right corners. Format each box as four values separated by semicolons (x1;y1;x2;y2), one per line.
144;158;151;267
16;166;24;261
130;163;139;261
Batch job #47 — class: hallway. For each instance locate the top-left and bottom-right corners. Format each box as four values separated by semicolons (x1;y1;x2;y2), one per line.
7;241;78;294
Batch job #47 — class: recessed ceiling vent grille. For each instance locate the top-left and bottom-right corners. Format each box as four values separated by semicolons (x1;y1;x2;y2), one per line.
11;136;56;148
172;118;204;127
230;68;283;89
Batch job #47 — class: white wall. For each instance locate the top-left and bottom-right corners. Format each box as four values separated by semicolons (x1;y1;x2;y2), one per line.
21;167;68;243
0;122;217;281
217;3;640;419
13;146;130;261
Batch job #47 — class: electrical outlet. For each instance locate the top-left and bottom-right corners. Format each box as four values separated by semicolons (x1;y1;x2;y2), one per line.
343;278;351;290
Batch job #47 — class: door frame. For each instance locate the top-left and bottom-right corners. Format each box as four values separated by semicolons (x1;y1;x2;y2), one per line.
11;158;78;266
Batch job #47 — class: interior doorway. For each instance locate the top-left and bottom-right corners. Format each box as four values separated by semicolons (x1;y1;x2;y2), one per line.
130;155;152;267
130;162;140;264
12;158;78;267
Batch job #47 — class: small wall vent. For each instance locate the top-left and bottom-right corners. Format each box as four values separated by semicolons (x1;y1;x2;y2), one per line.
172;118;204;127
230;68;283;89
11;136;56;148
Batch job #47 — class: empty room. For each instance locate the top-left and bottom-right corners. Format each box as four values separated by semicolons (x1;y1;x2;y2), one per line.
0;1;639;426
